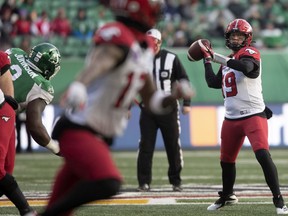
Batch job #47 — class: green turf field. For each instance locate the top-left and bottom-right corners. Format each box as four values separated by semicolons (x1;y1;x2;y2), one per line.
1;148;288;215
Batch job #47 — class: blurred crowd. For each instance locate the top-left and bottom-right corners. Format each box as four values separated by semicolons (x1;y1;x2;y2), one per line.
160;0;288;49
1;0;288;56
0;0;108;53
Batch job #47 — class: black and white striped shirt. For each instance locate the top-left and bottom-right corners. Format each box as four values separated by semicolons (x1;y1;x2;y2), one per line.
152;49;191;106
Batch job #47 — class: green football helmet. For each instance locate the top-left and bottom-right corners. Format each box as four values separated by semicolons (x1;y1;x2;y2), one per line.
27;43;61;80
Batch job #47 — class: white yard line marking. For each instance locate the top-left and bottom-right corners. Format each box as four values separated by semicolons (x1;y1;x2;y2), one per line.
1;184;287;207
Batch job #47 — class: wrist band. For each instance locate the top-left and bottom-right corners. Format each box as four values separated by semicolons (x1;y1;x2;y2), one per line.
213;53;230;66
46;139;60;154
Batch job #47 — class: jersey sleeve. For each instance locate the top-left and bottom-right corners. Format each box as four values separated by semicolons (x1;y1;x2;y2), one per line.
26;82;54;105
236;46;260;61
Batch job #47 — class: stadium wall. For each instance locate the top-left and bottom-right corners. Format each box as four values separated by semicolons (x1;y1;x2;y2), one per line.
19;49;288;151
51;48;288;104
20;103;288;151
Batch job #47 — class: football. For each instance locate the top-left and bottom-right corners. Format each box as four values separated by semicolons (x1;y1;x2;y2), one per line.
187;39;211;62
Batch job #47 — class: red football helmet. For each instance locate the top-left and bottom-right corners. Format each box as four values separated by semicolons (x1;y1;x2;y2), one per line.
105;0;164;31
225;19;253;51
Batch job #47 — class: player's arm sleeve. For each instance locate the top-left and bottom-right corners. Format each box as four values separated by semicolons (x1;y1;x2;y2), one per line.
227;57;260;78
26;84;53;105
204;63;222;89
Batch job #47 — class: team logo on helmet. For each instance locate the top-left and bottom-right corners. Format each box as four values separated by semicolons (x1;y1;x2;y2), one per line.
49;50;60;65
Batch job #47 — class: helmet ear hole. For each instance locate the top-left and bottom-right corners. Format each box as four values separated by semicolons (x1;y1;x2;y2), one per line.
44;70;50;78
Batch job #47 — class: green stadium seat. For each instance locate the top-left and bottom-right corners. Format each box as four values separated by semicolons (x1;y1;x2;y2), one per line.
67;8;78;20
59;37;89;57
48;36;66;49
31;37;48;46
49;1;66;9
69;0;83;8
33;1;50;13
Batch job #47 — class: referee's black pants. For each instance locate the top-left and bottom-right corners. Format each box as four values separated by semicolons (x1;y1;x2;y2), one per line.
137;105;183;186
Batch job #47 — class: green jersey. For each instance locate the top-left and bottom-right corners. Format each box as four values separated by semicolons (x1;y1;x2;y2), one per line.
5;48;54;111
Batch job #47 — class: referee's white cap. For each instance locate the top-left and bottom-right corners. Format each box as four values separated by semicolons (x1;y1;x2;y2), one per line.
147;29;162;41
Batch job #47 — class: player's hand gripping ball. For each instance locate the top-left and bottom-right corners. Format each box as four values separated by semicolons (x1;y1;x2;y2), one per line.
187;39;211;62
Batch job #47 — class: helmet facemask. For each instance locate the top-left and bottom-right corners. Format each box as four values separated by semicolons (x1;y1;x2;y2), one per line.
225;31;252;51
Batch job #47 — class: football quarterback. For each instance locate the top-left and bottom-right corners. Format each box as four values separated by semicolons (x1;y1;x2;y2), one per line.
198;18;288;215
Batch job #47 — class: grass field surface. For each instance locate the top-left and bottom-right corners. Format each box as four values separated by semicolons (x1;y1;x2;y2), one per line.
1;148;288;215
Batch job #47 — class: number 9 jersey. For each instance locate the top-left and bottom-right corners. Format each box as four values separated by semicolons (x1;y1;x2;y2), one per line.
222;46;265;119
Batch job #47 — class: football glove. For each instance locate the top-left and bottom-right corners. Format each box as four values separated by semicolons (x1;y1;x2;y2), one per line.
198;40;231;66
264;106;273;119
45;139;61;155
198;40;214;62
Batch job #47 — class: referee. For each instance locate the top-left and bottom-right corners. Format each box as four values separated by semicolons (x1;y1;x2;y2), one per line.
137;29;193;192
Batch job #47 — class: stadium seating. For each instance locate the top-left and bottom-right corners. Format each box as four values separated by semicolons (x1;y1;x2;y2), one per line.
2;0;288;57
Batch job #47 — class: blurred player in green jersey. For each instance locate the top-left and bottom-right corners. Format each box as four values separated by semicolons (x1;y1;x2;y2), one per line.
5;43;61;156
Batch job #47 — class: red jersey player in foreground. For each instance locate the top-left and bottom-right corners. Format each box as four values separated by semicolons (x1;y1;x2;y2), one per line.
39;0;194;215
198;19;288;214
0;52;36;215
